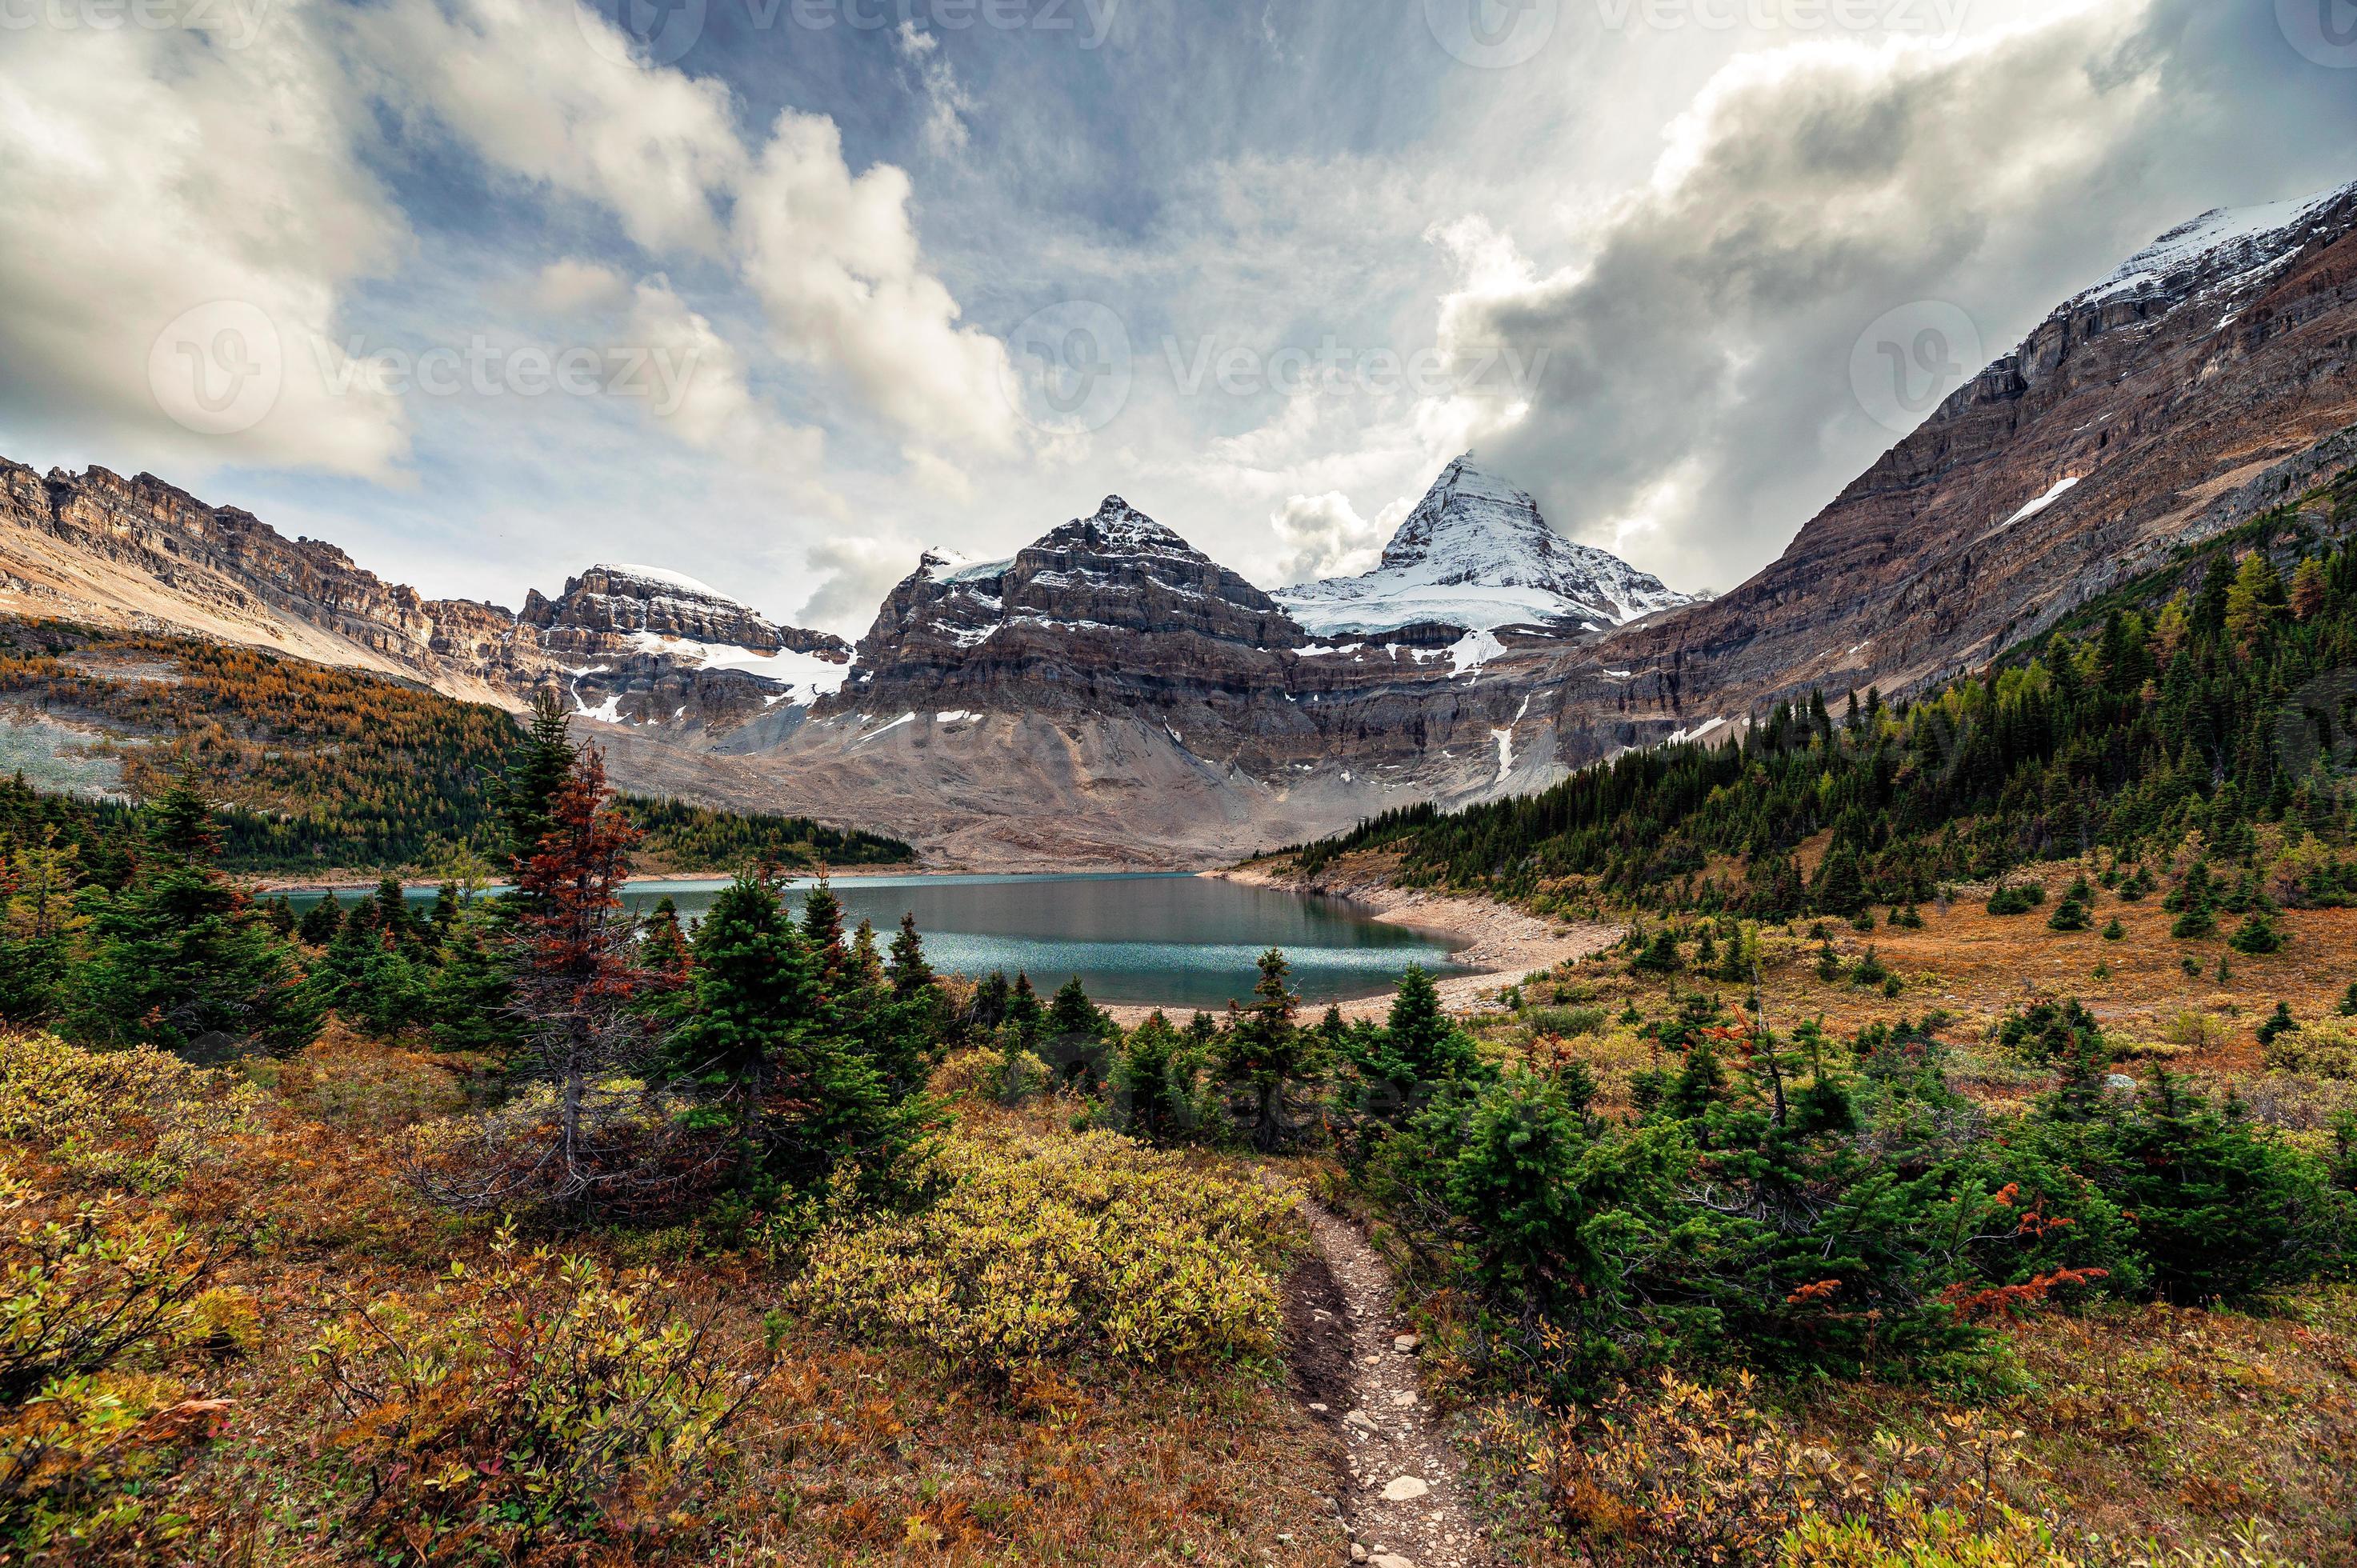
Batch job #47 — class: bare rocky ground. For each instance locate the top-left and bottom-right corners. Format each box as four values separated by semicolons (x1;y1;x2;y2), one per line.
1287;1194;1491;1568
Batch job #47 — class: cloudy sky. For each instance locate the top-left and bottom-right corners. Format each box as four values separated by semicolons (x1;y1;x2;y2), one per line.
2;0;2351;635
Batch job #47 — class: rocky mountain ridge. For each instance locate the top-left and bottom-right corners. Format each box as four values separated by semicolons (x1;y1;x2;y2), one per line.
1571;176;2357;743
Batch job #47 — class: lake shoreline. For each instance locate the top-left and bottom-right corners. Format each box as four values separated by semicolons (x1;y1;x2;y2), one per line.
1163;861;1624;1025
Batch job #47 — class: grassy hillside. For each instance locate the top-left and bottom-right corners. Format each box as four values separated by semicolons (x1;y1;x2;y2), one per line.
0;619;910;875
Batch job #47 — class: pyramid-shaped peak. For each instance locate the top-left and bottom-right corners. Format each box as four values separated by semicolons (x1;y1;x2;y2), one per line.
1273;451;1705;637
1379;453;1559;576
1036;495;1201;559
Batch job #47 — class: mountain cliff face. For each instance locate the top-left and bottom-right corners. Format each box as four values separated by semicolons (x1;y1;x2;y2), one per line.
831;496;1303;724
1275;457;1703;638
1562;178;2357;742
522;565;846;660
0;462;850;727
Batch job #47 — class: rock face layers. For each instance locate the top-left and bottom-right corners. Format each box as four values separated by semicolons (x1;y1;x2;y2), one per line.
522;565;846;661
1579;180;2357;738
831;497;1303;734
0;463;846;724
0;460;530;701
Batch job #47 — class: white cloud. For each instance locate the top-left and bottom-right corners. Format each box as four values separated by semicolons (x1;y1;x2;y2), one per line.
624;278;830;486
1434;10;2179;590
734;110;1018;456
534;258;632;315
894;22;976;157
352;0;744;255
798;533;926;636
0;5;409;478
1271;491;1385;582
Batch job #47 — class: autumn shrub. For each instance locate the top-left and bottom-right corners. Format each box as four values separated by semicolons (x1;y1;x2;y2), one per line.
794;1128;1292;1375
2263;1016;2357;1079
308;1222;771;1559
1775;1494;2084;1566
0;1165;227;1562
1484;1371;2072;1568
2166;1011;2232;1053
0;1032;265;1191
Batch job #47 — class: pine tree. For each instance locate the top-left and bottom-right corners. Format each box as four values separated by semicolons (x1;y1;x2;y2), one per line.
298;894;344;946
637;894;692;988
429;911;514;1054
886;911;934;996
1220;949;1318;1152
801;878;846;956
666;873;881;1194
1110;1010;1200;1145
62;775;318;1060
0;826;85;1021
1042;974;1112;1089
491;690;577;876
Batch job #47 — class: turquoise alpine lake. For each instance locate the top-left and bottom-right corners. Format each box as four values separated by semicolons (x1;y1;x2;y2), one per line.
286;872;1472;1010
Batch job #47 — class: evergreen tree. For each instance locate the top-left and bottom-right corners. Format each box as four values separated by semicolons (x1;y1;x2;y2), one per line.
298;894;344;946
1110;1010;1201;1145
637;894;692;987
429;911;514;1054
62;775;318;1060
664;873;918;1196
886;911;934;996
1042;975;1113;1089
0;826;85;1021
490;690;577;876
1219;949;1319;1152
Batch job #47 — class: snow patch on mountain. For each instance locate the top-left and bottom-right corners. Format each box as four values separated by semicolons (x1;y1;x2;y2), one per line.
623;632;851;707
1275;454;1705;637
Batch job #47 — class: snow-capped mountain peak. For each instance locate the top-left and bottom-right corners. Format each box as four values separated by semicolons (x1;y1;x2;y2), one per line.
1273;454;1706;638
2071;179;2357;313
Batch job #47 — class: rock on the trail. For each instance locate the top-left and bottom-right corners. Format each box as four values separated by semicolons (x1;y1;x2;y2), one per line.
1373;1554;1418;1568
1394;1333;1420;1353
1381;1476;1431;1502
